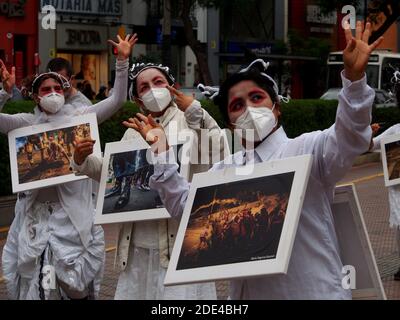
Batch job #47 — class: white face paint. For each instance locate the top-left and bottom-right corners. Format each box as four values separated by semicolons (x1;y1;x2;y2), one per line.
140;87;172;112
39;92;65;114
233;104;277;142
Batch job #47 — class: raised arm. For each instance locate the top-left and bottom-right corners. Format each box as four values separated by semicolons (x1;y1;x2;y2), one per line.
310;22;383;186
0;59;15;111
82;34;138;124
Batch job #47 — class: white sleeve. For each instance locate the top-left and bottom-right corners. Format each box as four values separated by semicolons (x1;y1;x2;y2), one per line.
70;154;103;183
149;149;191;219
0;89;11;111
184;100;230;164
0;112;34;134
81;58;129;124
311;71;375;186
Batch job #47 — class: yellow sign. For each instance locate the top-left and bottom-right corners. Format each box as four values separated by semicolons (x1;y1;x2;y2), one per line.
49;48;56;58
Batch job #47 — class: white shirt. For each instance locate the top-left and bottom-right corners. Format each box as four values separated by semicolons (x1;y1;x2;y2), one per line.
373;124;400;227
149;71;374;299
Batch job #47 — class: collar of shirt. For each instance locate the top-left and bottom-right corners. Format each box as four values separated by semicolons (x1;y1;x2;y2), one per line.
242;127;289;164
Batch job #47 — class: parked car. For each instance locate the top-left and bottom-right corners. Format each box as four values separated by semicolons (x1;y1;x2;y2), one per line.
320;88;397;108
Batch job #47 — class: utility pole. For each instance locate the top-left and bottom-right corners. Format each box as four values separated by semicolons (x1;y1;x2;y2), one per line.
162;0;172;67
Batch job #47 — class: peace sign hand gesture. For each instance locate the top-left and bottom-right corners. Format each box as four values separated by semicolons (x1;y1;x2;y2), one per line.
343;21;384;82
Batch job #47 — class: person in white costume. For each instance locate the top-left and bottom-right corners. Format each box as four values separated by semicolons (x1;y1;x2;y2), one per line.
125;22;383;299
71;62;228;299
0;34;138;300
370;121;400;281
46;57;93;108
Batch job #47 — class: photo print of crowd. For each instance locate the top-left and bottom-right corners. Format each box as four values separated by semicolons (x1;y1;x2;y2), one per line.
177;172;295;270
385;140;400;181
16;123;91;184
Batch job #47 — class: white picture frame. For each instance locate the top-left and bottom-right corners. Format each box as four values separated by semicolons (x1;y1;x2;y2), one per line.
95;137;191;225
8;113;101;193
164;154;313;286
332;184;386;300
380;133;400;187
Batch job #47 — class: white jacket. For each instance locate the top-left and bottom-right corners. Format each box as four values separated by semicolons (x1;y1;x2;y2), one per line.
149;71;374;299
1;58;129;299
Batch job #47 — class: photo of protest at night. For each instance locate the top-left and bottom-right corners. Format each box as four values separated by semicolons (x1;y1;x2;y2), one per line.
176;172;294;270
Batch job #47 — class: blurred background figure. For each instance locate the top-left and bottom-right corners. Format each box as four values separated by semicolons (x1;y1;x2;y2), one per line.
96;85;107;100
20;75;34;100
107;81;114;97
82;80;95;101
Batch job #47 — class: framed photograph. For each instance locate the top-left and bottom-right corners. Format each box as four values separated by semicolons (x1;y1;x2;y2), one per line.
381;133;400;187
95;138;191;225
8;113;101;193
164;155;313;286
332;184;386;300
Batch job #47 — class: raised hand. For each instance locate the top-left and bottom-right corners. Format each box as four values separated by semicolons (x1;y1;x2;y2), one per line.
167;85;195;112
343;21;384;82
73;137;96;165
123;113;169;154
108;33;138;61
0;59;15;94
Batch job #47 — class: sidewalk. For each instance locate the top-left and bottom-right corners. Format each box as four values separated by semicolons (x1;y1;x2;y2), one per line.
0;162;399;300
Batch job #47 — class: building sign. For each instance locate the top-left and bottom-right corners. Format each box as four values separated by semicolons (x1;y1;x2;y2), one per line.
57;24;108;51
310;27;334;34
40;0;122;16
307;5;337;25
251;46;272;55
0;0;26;17
226;42;275;55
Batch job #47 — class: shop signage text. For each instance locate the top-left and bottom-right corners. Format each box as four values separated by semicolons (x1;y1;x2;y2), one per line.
0;0;26;17
307;5;337;25
57;24;108;51
66;29;101;46
40;0;122;16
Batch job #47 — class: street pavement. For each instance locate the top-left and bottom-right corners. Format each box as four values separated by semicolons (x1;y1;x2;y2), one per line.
0;162;399;300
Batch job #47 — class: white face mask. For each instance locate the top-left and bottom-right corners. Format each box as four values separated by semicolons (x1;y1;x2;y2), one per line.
39;92;65;114
140;87;172;112
233;105;277;142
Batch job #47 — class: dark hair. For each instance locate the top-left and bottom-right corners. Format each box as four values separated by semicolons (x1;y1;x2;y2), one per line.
32;74;63;94
215;70;279;124
46;58;73;78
